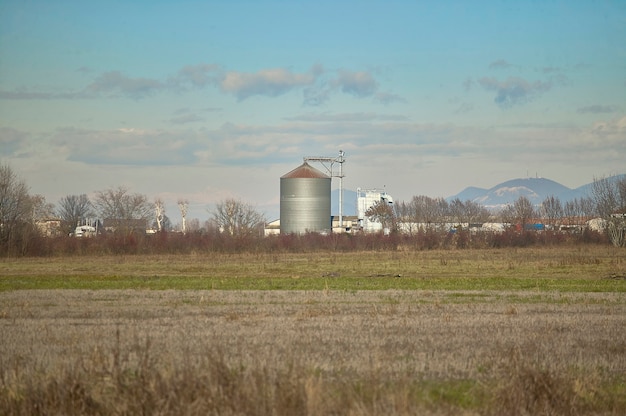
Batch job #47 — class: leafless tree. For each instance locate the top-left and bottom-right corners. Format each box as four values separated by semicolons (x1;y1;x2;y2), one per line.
186;218;201;233
591;175;626;247
393;201;416;235
0;164;39;252
463;200;482;225
513;196;536;229
540;195;563;228
154;198;165;232
410;195;446;229
579;196;596;219
57;194;93;233
498;204;516;226
152;214;172;232
29;194;55;221
178;199;188;233
211;198;265;237
448;198;465;225
448;198;488;228
94;186;152;232
435;197;450;228
592;175;626;218
563;199;580;225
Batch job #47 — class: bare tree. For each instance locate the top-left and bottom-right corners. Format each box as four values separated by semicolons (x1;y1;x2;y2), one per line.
94;186;151;232
540;195;563;229
498;204;516;226
435;197;450;229
465;201;490;224
29;194;55;220
152;214;172;232
410;195;446;229
513;196;536;230
57;194;93;234
591;175;626;247
592;175;626;218
579;196;597;219
447;198;488;228
0;164;38;252
155;198;165;232
0;164;28;230
211;198;265;237
393;200;416;235
186;218;201;233
563;199;580;225
178;199;188;233
448;198;465;226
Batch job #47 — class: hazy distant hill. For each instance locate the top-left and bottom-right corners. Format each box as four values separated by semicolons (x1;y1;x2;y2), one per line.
330;175;625;215
447;175;625;208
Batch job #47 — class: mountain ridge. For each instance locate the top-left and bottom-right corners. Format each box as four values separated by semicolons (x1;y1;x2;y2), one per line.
327;175;625;216
447;174;625;208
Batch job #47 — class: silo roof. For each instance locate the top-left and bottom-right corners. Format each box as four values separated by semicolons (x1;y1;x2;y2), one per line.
281;162;329;179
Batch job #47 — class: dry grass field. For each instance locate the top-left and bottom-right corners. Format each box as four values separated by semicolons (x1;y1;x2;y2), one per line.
1;246;625;414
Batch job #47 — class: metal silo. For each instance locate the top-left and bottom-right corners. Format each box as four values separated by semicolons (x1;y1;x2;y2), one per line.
280;162;331;234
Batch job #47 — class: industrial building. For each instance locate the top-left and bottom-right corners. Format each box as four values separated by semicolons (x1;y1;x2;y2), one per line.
272;152;394;235
356;188;394;233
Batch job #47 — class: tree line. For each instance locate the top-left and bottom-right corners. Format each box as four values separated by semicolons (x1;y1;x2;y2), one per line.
1;163;625;256
1;163;266;254
369;193;606;231
361;178;625;247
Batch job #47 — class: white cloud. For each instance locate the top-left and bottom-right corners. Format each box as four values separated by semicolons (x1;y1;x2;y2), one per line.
86;71;164;99
0;63;394;108
174;63;222;88
333;70;378;97
50;127;200;165
5;112;624;222
577;104;619;114
220;68;318;100
478;76;552;108
488;59;514;70
169;114;205;124
589;115;626;142
0;127;28;156
284;112;408;122
374;91;406;105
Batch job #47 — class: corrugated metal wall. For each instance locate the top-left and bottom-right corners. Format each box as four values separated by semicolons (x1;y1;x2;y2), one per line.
280;163;331;234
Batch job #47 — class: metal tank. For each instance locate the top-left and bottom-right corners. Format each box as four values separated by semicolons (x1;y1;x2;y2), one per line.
280;162;331;234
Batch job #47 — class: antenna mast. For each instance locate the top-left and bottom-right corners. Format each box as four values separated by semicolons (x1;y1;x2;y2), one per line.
304;150;346;230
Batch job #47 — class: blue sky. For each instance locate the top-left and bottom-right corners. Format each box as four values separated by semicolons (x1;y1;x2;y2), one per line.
1;0;625;222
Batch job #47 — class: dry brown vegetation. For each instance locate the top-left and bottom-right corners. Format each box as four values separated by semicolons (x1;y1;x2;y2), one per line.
1;286;626;415
1;224;611;257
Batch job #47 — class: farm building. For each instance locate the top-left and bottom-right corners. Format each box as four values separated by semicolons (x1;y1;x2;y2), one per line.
356;188;394;233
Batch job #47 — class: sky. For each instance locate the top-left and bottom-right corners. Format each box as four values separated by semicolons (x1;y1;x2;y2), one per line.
1;0;625;223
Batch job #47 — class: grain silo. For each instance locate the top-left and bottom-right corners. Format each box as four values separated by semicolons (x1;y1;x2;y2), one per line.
280;162;331;234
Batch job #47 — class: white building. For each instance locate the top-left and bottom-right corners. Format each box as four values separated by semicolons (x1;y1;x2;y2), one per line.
356;188;394;233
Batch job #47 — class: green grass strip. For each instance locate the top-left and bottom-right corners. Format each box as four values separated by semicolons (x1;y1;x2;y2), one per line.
1;274;624;292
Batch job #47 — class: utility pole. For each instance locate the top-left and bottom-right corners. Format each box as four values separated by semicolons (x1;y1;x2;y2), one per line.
304;150;346;231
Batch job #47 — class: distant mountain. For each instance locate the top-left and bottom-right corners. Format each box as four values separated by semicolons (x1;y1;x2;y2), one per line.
447;175;625;208
452;186;490;202
331;175;625;215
